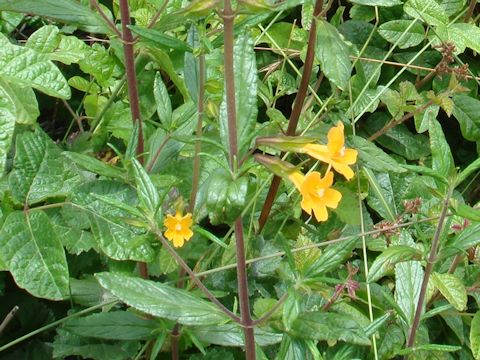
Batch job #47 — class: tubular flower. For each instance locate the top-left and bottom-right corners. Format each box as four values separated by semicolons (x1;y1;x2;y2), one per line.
288;170;342;222
163;211;193;248
303;122;358;180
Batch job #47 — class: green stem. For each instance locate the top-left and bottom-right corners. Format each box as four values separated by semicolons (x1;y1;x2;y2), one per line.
223;1;256;358
257;0;324;232
405;186;454;353
0;301;118;353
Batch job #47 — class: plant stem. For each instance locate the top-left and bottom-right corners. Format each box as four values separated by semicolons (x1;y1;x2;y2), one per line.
258;0;324;232
223;1;256;357
465;0;476;22
90;0;122;37
118;0;148;280
405;186;453;353
0;306;19;336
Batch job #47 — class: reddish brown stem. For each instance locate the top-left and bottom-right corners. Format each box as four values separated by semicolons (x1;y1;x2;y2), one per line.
258;0;324;232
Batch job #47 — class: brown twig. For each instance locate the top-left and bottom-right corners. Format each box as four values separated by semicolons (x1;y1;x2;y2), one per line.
465;0;477;22
89;0;122;37
0;306;19;336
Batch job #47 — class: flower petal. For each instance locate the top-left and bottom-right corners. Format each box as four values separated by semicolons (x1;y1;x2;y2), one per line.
164;228;175;241
340;148;358;165
324;188;342;208
327;122;345;154
312;202;328;222
288;171;305;191
304;144;332;163
172;233;185;247
332;162;354;180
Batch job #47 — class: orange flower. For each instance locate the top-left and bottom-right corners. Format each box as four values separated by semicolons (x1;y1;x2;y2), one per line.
288;170;342;222
303;122;358;180
163;211;193;248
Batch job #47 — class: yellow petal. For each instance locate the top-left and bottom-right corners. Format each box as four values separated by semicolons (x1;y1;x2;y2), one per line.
327;122;345;154
164;228;175;241
182;228;194;241
338;148;358;165
324;188;342;209
172;233;185;247
312;203;328;222
304;144;332;162
331;162;354;180
288;171;305;191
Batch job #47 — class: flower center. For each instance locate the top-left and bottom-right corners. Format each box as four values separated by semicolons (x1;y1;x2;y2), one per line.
339;146;346;157
175;223;183;231
317;188;325;198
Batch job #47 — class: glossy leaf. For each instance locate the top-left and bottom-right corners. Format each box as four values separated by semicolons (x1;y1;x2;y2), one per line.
316;19;351;90
350;135;405;173
471;311;480;359
378;20;424;49
364;168;397;221
429;118;455;180
96;272;229;326
153;72;173;129
70;180;154;262
431;272;467;311
404;0;448;26
131;159;159;216
350;0;401;5
64;311;159;340
0;211;69;300
9;129;81;205
0;81;16;175
63;151;125;180
25;25;60;53
129;25;192;52
191;324;282;347
368;245;423;283
0;33;70;99
290;312;371;346
219;29;258;157
0;77;39;125
452;95;480;142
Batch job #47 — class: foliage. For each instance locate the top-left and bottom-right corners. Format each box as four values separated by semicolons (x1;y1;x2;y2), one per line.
0;0;480;359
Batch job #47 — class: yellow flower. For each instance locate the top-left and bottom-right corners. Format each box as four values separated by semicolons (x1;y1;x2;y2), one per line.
288;170;342;222
163;211;193;248
303;122;358;180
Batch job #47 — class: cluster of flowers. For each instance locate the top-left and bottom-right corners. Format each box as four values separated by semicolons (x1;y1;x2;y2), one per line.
255;122;358;222
163;122;358;248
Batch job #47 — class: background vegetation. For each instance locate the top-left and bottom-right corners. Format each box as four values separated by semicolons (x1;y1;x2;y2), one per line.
0;0;480;359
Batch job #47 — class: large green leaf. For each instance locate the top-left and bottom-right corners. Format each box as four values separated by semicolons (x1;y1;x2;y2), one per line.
70;180;154;262
404;0;448;26
0;0;108;33
153;72;173;129
0;211;69;300
431;272;467;311
0;33;70;99
131;158;159;216
471;311;480;359
95;272;230;326
219;29;258;157
191;324;282;347
290;312;371;346
26;24;60;53
0;77;39;125
378;20;424;49
62;151;125;180
129;25;192;52
9;128;81;205
429;117;455;180
0;82;16;175
452;95;480;142
368;245;423;283
350;0;401;5
350;135;405;173
364;169;397;221
316;20;351;90
64;311;159;340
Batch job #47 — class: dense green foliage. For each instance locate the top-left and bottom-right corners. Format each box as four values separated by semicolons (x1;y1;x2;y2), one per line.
0;0;480;359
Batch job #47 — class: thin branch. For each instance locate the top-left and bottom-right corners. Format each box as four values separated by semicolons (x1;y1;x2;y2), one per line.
405;186;454;352
90;0;122;37
0;306;19;336
145;134;171;173
251;292;288;326
62;99;85;133
465;0;477;22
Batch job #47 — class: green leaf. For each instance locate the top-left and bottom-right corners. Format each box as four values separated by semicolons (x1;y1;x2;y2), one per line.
0;211;69;300
378;20;424;49
63;151;125;179
431;272;467;311
446;223;480;251
129;25;192;52
349;0;401;5
0;0;108;33
350;135;405;173
191;324;282;347
471;311;480;359
368;245;423;283
49;34;89;65
364;168;397;221
64;311;159;340
290;312;371;346
9;128;81;205
154;72;173;129
0;81;16;175
452;95;480;142
0;77;39;124
219;29;258;157
315;19;351;90
95;272;229;326
70;180;154;262
0;34;70;98
429;118;455;179
378;324;404;359
404;0;448;26
131;158;159;216
25;24;60;53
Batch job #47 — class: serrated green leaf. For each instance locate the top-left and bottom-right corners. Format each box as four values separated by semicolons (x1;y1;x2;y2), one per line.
0;81;16;175
452;95;480;142
129;25;192;52
0;77;39;124
471;311;480;359
9;129;81;205
63;151;125;179
446;223;480;252
0;211;69;300
350;135;405;173
154;72;173;129
64;311;159;340
0;33;70;98
316;20;351;90
49;35;89;65
404;0;448;26
290;312;371;346
431;272;467;311
350;0;401;5
378;20;424;49
95;272;229;326
0;0;108;33
70;180;154;262
219;29;258;158
364;168;397;221
368;245;423;283
191;324;282;347
131;158;159;216
26;25;60;53
429;118;455;179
